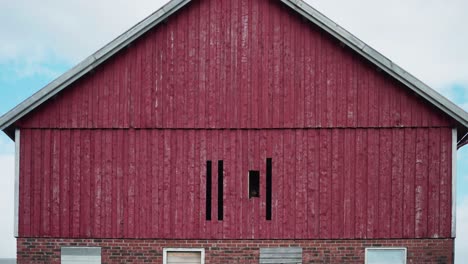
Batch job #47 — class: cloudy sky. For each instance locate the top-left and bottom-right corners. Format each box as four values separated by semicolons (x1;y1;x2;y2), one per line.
0;0;467;262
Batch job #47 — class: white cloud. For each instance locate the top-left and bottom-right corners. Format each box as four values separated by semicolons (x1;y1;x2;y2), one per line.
0;0;169;77
307;0;468;93
456;198;468;263
0;155;15;258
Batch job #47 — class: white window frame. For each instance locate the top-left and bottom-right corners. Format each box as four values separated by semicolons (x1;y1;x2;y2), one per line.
163;248;205;264
365;247;407;264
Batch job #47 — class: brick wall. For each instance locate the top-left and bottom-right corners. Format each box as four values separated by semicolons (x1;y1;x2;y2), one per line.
17;238;453;263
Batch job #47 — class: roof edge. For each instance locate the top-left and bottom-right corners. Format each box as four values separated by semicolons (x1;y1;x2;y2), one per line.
281;0;468;128
0;0;191;132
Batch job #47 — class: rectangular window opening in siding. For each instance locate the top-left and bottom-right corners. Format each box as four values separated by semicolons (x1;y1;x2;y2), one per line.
163;248;205;264
266;158;272;220
249;170;260;198
61;247;101;264
218;160;224;221
206;160;212;221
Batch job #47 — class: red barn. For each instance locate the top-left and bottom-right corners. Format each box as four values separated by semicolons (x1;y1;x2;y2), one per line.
1;0;468;263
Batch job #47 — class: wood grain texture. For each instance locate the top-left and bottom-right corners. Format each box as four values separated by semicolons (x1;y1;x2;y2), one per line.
19;128;453;239
18;0;451;130
14;0;455;242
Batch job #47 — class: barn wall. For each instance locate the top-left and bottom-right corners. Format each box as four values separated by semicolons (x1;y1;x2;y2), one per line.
18;0;451;129
19;128;453;239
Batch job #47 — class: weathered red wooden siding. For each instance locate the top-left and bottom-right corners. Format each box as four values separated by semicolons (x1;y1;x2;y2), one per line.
16;0;455;241
18;0;451;129
19;128;453;239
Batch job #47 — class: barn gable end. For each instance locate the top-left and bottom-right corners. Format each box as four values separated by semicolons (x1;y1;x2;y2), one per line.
12;0;455;130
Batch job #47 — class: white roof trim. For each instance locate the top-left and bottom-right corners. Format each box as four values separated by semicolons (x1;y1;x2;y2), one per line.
1;0;467;135
0;0;191;133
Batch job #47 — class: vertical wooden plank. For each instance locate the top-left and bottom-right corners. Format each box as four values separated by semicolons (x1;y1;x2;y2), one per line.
366;129;379;238
334;43;346;127
259;130;267;238
378;129;392;238
415;128;428;237
175;14;187;128
251;0;259;128
317;32;326;127
103;130;113;237
272;130;284;237
80;130;91;237
71;130;81;237
252;130;260;238
122;50;131;128
127;129;136;237
391;129;404;238
198;130;207;236
234;130;243;238
331;129;343;238
439;128;451;236
326;37;336;127
110;130;118;237
303;28;312;128
403;128;416;238
378;76;391;127
283;12;293;128
50;130;61;237
271;5;281;128
58;130;70;237
343;129;355;238
198;0;208;128
20;130;31;236
137;130;146;237
357;63;369;127
31;130;42;236
355;129;368;238
283;130;295;238
143;33;154;128
319;129;331;238
367;68;379;127
239;0;249;128
103;66;112;128
306;129;320;237
41;129;51;236
134;40;143;128
187;130;196;238
229;0;239;128
187;5;197;128
427;128;441;237
121;130;129;237
116;130;124;237
295;129;306;238
175;130;184;238
166;22;175;128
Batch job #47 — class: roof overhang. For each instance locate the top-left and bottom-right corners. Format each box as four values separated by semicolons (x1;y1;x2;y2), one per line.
1;0;468;143
0;0;192;139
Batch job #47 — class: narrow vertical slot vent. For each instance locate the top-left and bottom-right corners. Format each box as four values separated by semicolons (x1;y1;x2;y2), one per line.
218;160;224;221
249;171;260;198
206;160;212;221
266;158;272;220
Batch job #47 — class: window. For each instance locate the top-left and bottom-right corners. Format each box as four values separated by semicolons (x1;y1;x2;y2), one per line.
365;248;407;264
61;247;101;264
249;170;260;198
163;248;205;264
259;247;302;264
